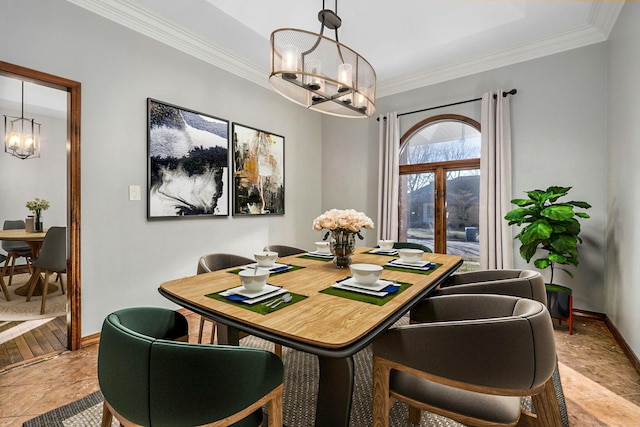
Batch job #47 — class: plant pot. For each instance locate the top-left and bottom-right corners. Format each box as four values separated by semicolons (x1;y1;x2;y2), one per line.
545;283;573;334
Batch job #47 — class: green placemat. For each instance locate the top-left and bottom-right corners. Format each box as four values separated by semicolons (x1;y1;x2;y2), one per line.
205;290;308;315
296;254;334;262
227;264;305;275
383;262;442;275
319;280;412;306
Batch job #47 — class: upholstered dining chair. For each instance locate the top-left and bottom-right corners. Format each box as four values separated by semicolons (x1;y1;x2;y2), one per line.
196;253;254;345
98;307;284;427
263;244;306;257
417;269;547;311
26;226;66;315
391;241;433;253
372;294;561;427
197;253;284;358
1;219;33;288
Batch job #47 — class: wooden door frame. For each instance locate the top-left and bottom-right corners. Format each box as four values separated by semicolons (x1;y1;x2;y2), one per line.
0;61;82;350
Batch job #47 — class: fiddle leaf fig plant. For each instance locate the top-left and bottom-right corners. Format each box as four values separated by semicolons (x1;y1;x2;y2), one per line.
504;186;591;284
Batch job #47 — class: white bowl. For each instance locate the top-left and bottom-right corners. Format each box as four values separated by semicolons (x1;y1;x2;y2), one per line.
315;241;330;253
238;268;270;292
254;251;278;267
398;248;424;263
378;240;394;250
349;263;383;285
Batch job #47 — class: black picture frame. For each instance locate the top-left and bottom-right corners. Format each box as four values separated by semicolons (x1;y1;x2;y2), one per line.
232;123;285;215
147;98;229;218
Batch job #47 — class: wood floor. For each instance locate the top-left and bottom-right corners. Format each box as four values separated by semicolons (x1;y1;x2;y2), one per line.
0;316;67;369
0;313;639;426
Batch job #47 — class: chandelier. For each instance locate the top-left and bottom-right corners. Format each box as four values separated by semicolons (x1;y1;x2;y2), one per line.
4;80;41;160
269;1;376;118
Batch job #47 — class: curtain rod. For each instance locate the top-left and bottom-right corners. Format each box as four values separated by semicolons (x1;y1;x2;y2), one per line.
377;88;517;121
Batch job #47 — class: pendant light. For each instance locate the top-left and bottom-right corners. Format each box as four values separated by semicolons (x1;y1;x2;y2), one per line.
4;80;41;160
269;0;376;118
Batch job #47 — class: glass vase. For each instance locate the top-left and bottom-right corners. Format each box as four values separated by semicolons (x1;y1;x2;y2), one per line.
35;210;43;232
330;230;356;268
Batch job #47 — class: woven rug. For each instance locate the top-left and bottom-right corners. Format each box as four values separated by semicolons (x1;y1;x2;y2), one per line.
24;333;569;427
0;273;66;321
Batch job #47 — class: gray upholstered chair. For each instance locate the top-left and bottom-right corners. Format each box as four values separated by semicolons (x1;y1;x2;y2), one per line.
389;241;433;253
26;226;66;315
98;307;284;427
411;269;546;324
263;244;306;257
197;253;283;359
372;294;561;427
197;253;254;344
1;219;33;288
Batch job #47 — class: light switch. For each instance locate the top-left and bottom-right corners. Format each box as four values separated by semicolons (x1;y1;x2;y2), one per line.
129;185;141;201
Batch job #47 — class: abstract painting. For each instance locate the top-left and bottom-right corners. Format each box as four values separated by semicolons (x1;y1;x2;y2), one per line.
147;99;229;218
232;123;284;215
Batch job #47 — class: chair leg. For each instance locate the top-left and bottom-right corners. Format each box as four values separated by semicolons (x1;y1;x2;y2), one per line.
520;377;563;426
59;273;66;294
40;271;52;315
101;402;113;427
408;405;422;424
372;356;392;427
0;275;10;302
7;256;17;287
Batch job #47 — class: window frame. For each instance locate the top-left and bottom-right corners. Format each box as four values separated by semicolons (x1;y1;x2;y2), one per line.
399;114;481;254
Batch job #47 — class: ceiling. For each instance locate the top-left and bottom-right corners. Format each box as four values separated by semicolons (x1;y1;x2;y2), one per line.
43;1;629;99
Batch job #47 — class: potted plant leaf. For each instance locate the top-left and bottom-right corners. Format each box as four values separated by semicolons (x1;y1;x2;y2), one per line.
504;186;591;326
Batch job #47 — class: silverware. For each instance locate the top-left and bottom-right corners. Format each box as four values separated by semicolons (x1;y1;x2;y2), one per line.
264;293;292;308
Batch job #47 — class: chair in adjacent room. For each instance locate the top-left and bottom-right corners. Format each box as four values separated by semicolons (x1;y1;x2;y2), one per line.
263;244;307;257
197;253;284;358
98;307;284;427
1;219;33;288
26;226;66;315
372;294;562;427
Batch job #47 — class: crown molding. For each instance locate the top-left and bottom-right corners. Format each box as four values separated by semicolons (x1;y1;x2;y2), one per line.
67;0;624;100
65;0;269;89
378;2;624;98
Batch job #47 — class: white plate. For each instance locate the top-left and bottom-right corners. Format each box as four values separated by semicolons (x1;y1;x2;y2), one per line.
306;251;334;258
332;282;390;297
387;259;435;270
337;277;396;292
223;283;281;297
243;262;290;272
370;248;399;255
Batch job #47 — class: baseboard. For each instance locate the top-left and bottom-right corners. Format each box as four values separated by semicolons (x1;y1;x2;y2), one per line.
81;332;101;347
572;308;606;321
604;314;640;376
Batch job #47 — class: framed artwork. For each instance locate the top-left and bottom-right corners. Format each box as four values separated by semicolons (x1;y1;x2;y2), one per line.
147;98;229;218
232;123;285;215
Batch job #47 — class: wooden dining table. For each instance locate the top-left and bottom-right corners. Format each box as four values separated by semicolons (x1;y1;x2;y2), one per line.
0;228;55;299
159;247;462;427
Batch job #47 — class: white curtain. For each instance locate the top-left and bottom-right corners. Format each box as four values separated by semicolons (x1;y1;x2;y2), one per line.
377;112;400;241
480;90;514;269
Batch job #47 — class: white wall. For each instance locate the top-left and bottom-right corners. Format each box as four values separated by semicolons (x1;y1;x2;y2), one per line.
0;106;67;231
323;43;608;313
2;0;323;335
606;2;640;356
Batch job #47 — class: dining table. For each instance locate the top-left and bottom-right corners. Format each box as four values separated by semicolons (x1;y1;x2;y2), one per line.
159;247;462;427
0;228;55;299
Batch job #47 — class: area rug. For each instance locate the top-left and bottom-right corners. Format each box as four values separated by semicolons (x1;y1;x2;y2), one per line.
0;273;66;321
24;334;569;427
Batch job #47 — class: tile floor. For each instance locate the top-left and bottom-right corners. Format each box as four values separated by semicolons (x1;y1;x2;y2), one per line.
0;314;639;426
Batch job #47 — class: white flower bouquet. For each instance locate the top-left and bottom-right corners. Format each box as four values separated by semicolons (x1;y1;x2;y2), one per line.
25;197;50;213
312;209;374;240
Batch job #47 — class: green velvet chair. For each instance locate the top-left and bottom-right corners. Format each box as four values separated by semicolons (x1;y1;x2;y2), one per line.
98;307;284;427
392;241;433;253
372;294;561;427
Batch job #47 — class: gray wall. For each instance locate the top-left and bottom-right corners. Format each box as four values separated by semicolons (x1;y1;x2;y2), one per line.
2;0;322;335
606;2;640;357
323;43;608;313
